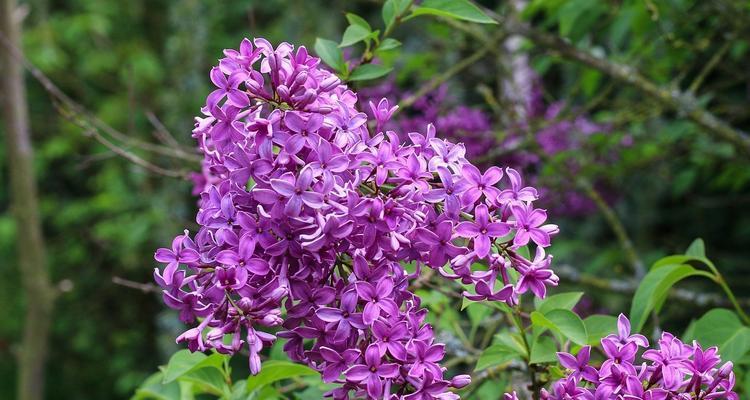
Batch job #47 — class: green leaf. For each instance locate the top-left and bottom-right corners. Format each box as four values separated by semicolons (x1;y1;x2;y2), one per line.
245;360;318;394
629;264;715;332
230;380;248;400
132;372;183;400
529;335;557;364
475;343;522;371
652;255;695;270
515;245;531;260
583;315;617;345
180;368;228;396
314;38;345;73
348;64;392;81
382;0;411;31
531;309;588;345
345;13;371;30
465;301;491;331
412;0;496;24
534;292;583;314
340;24;372;47
689;309;750;363
581;69;602;97
162;350;225;384
377;38;402;51
685;238;706;258
556;0;604;41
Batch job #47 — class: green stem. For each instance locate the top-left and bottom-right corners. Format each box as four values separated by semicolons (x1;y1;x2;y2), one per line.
714;275;750;325
361;0;414;63
699;258;750;325
508;307;543;400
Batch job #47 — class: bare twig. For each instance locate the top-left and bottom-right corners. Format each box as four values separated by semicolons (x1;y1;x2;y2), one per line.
575;178;646;278
473;6;750;156
112;276;160;294
0;31;201;163
397;30;508;111
555;264;750;307
60;108;187;178
688;41;731;94
146;111;181;147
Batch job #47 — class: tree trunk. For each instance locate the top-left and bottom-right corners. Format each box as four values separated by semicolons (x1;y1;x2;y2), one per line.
0;2;55;400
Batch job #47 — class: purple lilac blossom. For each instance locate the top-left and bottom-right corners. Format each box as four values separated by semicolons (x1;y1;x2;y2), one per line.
504;314;738;400
357;75;619;216
154;38;559;399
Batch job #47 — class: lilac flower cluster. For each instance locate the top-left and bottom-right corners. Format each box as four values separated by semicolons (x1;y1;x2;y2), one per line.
504;315;738;400
155;38;559;399
357;74;618;216
359;83;496;161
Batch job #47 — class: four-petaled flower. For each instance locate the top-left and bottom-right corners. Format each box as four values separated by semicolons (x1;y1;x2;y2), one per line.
356;278;398;325
345;344;400;399
557;346;599;382
154;232;200;285
270;167;325;216
455;164;503;205
511;202;558;248
455;204;510;257
319;347;360;383
496;167;538;205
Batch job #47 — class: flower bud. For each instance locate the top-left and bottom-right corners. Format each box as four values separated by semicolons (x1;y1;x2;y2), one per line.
450;375;471;388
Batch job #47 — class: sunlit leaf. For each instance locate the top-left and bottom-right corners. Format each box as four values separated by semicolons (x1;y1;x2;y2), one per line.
412;0;496;24
687;309;750;363
314;38;345;73
529;335;557;364
629;264;715;332
348;64;392;81
245;360;318;395
340;24;371;47
534;292;583;314
583;315;617;345
475;343;522;371
161;350;226;384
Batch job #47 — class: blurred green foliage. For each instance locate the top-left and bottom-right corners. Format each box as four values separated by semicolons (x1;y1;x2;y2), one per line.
2;0;750;399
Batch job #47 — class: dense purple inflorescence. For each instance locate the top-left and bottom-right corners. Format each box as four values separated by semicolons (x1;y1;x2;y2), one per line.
505;314;738;400
358;75;619;216
155;38;559;399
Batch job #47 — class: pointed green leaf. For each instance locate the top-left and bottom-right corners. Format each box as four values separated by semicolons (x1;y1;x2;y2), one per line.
685;238;706;258
180;368;227;396
340;24;371;47
465;301;491;331
345;13;371;30
535;292;583;314
412;0;496;24
377;38;402;51
629;264;715;332
529;335;557;364
133;372;183;400
382;0;411;30
475;343;522;371
688;309;750;363
652;255;695;270
162;350;226;384
531;309;588;345
314;38;345;73
583;315;617;345
348;64;392;81
245;360;318;394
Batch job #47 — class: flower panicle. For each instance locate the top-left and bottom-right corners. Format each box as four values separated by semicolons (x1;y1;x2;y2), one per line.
156;37;558;399
504;314;738;400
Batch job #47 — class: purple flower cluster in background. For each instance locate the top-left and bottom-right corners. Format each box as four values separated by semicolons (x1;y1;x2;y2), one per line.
358;75;621;216
504;314;738;400
156;38;559;399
